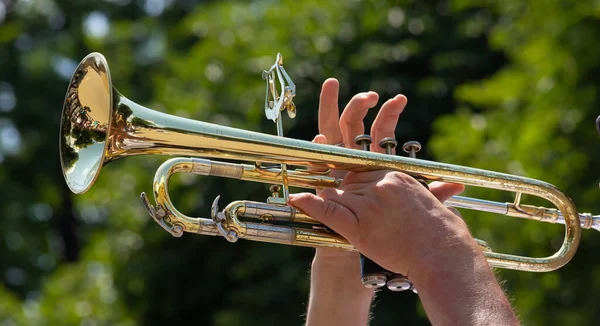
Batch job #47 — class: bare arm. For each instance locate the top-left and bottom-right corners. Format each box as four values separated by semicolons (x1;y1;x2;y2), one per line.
302;80;514;325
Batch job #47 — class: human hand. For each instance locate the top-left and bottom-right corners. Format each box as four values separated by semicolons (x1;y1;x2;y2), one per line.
303;78;411;326
310;78;407;265
290;169;469;280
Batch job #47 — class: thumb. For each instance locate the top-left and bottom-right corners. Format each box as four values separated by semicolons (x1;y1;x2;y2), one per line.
429;181;465;202
287;191;358;238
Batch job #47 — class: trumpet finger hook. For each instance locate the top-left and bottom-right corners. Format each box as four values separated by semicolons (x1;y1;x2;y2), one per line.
140;192;183;237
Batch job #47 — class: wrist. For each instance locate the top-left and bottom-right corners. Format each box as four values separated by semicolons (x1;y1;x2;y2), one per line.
406;207;481;282
312;249;374;295
409;234;486;289
306;249;375;326
407;232;519;325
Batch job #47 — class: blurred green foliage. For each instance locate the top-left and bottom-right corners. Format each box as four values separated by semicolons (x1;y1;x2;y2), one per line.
0;0;598;325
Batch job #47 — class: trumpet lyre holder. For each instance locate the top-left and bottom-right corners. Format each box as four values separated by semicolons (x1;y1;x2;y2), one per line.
60;52;596;277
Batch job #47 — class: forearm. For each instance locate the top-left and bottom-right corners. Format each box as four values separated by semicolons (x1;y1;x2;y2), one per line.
411;236;520;326
305;250;375;326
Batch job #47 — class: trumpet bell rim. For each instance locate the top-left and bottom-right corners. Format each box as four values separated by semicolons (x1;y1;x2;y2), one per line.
59;52;113;194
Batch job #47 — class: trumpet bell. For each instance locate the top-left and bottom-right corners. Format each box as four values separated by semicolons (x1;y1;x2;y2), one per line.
60;52;113;194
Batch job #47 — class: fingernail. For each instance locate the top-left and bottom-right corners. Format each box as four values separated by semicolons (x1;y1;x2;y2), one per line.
313;134;328;144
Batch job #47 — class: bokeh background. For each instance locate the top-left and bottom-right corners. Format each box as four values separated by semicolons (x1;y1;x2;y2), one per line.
1;0;599;325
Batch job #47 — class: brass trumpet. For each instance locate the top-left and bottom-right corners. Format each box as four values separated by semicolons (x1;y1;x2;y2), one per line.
60;52;598;282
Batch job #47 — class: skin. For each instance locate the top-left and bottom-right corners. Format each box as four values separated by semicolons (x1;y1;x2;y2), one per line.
295;79;520;326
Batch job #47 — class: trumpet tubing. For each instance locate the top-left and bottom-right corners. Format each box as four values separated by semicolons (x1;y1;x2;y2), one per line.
60;52;598;278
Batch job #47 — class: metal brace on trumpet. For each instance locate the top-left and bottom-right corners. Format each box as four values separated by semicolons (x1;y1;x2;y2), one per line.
60;52;600;294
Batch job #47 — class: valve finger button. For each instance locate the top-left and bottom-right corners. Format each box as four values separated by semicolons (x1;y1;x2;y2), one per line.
269;184;281;197
402;141;421;158
386;275;412;291
379;137;398;154
354;134;372;151
401;140;429;189
361;273;387;289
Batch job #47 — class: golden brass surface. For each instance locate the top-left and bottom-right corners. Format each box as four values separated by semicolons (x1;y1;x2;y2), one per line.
60;52;598;274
